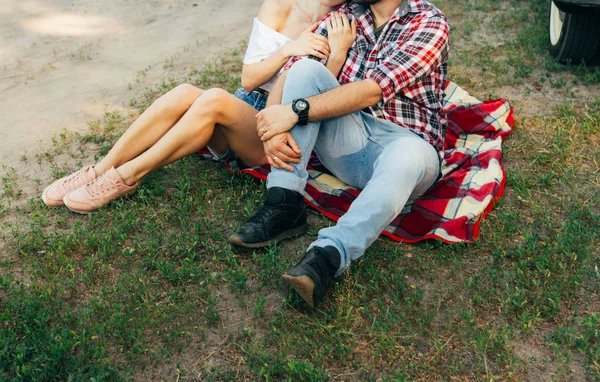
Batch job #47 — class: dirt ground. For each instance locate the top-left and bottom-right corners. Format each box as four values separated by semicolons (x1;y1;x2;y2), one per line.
0;0;261;171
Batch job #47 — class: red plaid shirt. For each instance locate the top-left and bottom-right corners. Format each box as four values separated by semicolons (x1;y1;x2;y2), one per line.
284;0;450;152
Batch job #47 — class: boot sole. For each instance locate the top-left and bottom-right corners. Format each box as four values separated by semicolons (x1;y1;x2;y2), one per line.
282;273;315;308
229;223;308;248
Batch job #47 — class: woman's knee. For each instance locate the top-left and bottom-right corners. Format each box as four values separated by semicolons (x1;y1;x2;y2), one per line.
155;84;203;116
169;84;203;103
188;88;230;119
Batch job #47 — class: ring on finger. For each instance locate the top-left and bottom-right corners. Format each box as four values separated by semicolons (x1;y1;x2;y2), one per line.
273;156;279;161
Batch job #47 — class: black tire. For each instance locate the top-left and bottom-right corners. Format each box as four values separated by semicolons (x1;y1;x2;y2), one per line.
548;1;600;65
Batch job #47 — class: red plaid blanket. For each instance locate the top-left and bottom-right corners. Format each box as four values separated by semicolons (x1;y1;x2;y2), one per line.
198;81;514;244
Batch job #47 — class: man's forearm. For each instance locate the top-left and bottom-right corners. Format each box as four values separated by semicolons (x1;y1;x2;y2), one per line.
306;79;382;121
266;71;287;107
256;79;384;143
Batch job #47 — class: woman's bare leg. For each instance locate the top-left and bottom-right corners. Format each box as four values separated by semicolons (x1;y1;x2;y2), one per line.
114;88;267;185
94;84;204;176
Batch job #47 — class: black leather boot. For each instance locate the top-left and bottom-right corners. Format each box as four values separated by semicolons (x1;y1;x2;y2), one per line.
282;246;341;308
229;187;307;248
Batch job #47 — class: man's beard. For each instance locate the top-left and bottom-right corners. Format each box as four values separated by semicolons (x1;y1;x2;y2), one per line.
351;0;383;4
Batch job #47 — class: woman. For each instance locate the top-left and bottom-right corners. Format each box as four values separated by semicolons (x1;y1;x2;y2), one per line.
42;0;356;214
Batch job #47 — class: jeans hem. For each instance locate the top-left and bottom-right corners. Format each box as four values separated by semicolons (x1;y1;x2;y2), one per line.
266;172;305;194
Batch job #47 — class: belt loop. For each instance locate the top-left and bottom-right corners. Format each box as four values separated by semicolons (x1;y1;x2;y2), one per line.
254;88;270;97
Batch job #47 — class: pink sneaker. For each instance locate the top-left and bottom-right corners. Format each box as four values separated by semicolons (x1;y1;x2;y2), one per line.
42;166;97;207
63;167;139;214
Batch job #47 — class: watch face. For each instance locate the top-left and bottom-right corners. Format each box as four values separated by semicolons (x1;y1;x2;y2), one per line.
295;100;308;111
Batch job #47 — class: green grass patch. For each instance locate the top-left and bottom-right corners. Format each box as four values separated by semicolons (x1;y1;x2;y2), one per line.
0;2;599;380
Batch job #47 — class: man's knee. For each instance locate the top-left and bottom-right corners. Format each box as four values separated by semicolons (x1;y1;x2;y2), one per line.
286;60;335;89
375;138;438;184
288;59;329;78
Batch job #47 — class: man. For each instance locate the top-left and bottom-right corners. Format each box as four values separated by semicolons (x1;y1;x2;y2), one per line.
230;0;449;308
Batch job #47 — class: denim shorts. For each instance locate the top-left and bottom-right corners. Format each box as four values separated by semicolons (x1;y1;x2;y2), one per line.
233;87;268;112
207;87;268;161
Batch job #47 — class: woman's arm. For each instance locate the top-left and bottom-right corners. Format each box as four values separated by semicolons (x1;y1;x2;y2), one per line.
265;70;287;108
241;0;330;92
324;12;357;78
242;49;290;93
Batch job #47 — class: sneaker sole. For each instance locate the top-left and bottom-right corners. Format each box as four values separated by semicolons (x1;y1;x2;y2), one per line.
63;200;96;215
282;273;315;308
229;223;308;249
63;188;138;215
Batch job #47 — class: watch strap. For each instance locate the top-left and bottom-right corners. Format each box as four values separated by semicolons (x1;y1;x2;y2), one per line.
292;99;310;126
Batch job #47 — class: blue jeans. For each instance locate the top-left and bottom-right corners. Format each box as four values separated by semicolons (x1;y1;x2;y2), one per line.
267;60;440;276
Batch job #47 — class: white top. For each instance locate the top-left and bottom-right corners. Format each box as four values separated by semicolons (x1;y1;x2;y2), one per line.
243;17;293;92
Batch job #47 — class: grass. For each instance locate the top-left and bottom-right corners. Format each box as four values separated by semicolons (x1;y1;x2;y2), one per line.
1;0;599;380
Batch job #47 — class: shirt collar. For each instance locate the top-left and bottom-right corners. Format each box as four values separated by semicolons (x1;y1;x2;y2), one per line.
347;0;430;44
397;0;429;18
351;0;429;20
397;0;410;17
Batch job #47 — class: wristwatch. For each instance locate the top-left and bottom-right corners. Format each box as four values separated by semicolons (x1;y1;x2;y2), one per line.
292;98;310;126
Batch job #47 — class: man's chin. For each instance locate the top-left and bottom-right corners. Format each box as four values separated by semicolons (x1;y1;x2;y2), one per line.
351;0;383;4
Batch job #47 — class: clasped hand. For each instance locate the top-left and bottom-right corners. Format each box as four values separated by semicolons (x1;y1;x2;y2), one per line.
256;105;302;171
262;132;301;172
283;22;330;60
256;104;298;142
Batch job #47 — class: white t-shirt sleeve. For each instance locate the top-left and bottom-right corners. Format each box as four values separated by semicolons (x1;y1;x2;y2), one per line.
243;18;291;65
